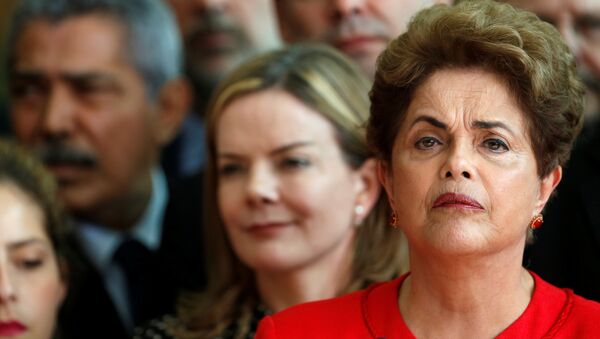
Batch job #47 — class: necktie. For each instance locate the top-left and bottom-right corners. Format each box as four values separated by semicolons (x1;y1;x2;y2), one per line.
113;237;153;326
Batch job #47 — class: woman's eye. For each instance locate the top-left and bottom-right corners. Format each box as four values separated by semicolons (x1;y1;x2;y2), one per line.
281;157;311;169
483;138;509;153
415;136;441;150
218;163;243;176
17;259;43;270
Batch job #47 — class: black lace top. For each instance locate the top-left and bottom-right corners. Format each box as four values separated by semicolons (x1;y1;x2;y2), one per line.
132;306;270;339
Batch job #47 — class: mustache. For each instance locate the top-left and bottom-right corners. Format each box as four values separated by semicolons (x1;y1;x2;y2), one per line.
33;143;97;168
326;14;390;41
186;9;242;43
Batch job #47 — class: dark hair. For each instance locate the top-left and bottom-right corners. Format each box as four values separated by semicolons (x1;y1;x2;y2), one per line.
0;139;70;276
368;0;585;178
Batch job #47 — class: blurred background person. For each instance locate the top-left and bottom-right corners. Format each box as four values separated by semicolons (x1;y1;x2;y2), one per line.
0;0;19;137
0;140;69;339
5;0;204;338
275;0;450;79
500;0;600;301
256;2;600;337
134;44;408;339
161;0;284;178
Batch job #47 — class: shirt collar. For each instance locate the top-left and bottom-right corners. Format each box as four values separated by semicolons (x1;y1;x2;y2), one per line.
75;168;169;273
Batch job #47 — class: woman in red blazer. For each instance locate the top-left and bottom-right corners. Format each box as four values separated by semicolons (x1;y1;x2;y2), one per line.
256;1;600;338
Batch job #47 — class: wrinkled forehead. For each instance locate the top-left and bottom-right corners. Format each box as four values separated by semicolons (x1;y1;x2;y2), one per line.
503;0;600;18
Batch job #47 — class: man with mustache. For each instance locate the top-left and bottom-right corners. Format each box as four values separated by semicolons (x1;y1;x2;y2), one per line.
160;0;283;179
275;0;450;79
500;0;600;302
165;0;282;112
6;0;205;338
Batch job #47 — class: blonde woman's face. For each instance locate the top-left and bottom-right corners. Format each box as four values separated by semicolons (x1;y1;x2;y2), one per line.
0;183;65;339
380;68;559;257
216;89;364;273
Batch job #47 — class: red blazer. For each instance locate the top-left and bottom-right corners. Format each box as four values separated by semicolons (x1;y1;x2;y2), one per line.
256;272;600;338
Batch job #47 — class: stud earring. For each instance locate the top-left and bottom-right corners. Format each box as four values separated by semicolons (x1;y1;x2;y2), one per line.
390;211;399;228
354;205;365;227
529;214;543;230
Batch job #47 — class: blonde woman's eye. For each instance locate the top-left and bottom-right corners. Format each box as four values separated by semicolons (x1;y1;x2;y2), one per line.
281;157;311;169
218;163;244;176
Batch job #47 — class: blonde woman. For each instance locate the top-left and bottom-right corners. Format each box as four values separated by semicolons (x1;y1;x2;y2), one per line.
134;44;408;338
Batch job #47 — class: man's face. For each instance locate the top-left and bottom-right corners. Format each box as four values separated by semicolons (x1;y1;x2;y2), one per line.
166;0;282;90
9;15;162;221
276;0;448;79
504;0;600;117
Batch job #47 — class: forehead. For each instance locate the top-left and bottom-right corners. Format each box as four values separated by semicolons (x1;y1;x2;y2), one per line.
12;14;129;73
505;0;600;16
0;183;46;241
216;89;337;150
406;68;524;124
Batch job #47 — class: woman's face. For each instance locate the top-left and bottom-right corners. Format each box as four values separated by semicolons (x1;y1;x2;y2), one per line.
0;183;65;339
216;89;375;272
381;68;560;256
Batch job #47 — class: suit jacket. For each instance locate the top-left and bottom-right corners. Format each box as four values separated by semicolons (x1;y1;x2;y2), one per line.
58;173;205;339
526;122;600;301
256;273;600;339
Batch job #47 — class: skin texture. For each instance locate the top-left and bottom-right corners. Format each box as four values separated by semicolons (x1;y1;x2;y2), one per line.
379;68;561;338
215;89;379;311
0;183;65;339
276;0;449;78
503;0;600;120
166;0;282;92
9;15;187;229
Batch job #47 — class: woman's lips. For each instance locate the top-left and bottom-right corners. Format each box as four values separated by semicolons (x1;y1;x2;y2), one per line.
0;321;26;336
433;193;484;210
246;222;292;236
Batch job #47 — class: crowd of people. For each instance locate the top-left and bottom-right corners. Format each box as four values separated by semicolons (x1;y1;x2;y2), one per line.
0;0;598;338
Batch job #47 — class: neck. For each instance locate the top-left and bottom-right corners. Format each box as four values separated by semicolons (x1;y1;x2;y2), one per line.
401;240;533;338
76;171;153;231
255;235;355;312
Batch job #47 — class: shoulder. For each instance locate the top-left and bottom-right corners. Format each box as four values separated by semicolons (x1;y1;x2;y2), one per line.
133;314;179;339
255;279;401;339
539;279;600;336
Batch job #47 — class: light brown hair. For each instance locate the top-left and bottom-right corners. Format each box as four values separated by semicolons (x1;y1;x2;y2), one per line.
368;0;585;179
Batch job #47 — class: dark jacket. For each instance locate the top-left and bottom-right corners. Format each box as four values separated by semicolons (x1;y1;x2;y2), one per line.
58;173;205;339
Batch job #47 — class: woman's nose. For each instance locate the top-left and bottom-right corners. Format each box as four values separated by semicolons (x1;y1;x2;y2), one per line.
440;140;475;180
246;163;279;206
0;266;16;303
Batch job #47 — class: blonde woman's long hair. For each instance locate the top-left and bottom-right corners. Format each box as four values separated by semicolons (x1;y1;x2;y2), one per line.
177;43;408;338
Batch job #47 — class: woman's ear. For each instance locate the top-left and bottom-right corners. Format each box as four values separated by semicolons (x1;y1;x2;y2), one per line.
536;165;562;213
376;159;395;208
353;158;381;219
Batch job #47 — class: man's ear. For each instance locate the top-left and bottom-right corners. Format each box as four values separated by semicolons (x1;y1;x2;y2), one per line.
535;165;562;213
155;78;193;146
